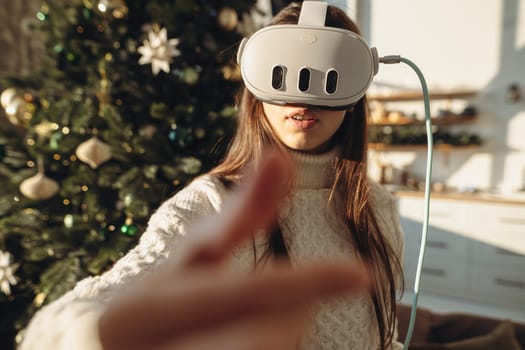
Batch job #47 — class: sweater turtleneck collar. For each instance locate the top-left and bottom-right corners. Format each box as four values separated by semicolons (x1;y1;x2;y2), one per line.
288;147;339;189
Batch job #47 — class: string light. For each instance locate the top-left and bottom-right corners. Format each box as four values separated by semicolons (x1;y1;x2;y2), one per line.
33;293;46;307
36;12;47;21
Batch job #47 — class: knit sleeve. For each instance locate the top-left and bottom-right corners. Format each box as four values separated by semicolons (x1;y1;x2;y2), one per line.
19;175;227;350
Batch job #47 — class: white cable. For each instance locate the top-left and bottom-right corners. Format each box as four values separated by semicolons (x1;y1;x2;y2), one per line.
379;55;434;350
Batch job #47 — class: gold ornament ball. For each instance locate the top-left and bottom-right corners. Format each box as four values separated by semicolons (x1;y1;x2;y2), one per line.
218;7;238;31
1;88;17;109
5;97;32;127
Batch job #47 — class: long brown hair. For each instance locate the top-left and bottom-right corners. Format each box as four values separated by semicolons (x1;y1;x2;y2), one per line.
211;3;403;349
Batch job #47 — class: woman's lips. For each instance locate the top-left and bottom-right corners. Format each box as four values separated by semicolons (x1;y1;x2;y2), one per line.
287;117;318;129
285;110;319;129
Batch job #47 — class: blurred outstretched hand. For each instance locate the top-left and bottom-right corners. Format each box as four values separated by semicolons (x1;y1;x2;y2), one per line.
99;151;369;350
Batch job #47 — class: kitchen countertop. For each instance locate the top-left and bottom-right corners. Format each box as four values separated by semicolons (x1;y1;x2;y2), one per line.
390;188;525;205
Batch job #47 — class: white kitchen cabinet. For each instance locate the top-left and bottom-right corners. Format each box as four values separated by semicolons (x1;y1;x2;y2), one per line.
397;193;525;319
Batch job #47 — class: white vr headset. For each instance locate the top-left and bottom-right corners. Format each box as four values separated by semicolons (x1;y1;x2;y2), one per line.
236;0;379;109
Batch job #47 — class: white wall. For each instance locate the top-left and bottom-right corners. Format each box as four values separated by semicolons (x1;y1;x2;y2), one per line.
363;0;525;192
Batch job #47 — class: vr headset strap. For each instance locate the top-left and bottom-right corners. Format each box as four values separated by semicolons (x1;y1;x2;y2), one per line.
298;0;328;27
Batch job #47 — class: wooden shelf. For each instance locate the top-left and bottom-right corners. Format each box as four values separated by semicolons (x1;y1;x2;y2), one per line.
369;114;477;126
367;90;481;153
368;90;477;102
368;143;480;151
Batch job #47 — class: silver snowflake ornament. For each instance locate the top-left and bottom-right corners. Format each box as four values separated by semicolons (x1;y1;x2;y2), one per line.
137;27;181;75
0;250;18;296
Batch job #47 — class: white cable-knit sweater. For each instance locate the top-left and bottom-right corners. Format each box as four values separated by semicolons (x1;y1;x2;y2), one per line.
20;149;405;350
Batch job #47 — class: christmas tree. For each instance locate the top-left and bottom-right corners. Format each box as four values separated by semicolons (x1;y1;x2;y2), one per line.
0;0;260;348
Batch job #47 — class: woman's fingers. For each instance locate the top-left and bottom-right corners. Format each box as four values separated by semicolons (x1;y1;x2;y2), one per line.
99;261;368;349
162;262;369;336
176;150;294;267
161;306;307;350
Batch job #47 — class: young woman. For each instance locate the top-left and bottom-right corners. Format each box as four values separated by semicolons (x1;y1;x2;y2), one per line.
211;3;405;348
21;3;404;350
